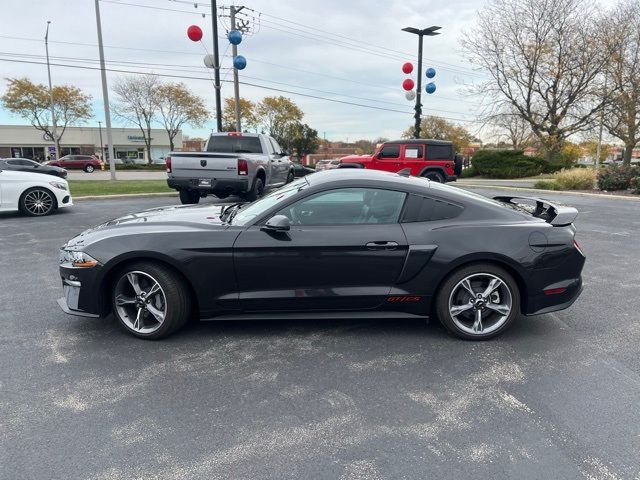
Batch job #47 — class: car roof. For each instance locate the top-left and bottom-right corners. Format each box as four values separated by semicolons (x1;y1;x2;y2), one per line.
384;139;452;146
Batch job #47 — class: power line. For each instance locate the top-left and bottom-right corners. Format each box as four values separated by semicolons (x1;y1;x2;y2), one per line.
0;56;476;123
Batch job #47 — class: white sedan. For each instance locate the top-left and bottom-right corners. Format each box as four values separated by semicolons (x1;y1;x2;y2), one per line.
0;169;73;216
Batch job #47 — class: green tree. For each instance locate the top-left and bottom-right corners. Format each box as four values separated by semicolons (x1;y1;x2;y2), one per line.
402;116;473;153
256;96;303;144
1;77;92;156
284;122;320;160
156;82;209;151
222;97;258;132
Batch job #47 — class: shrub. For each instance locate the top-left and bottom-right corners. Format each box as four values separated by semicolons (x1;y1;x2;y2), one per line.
460;165;478;178
471;150;546;178
597;165;640;191
553;168;596;190
630;177;640;194
534;180;560;190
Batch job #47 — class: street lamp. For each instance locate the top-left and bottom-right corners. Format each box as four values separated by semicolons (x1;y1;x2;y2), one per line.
402;26;441;139
44;21;60;161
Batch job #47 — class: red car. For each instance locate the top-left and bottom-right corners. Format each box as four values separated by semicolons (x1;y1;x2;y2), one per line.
339;139;462;183
47;155;102;173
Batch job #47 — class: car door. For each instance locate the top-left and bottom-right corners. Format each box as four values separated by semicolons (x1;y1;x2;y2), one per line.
233;187;409;312
403;144;424;174
268;137;288;184
374;144;402;172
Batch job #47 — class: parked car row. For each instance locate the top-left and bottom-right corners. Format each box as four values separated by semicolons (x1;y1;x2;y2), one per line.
0;158;67;178
46;154;103;173
0;168;73;216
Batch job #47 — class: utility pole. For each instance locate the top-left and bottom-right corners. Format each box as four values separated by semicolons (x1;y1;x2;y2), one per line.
402;26;441;139
230;5;244;132
98;121;104;161
44;21;60;161
595;78;608;169
94;0;117;180
211;0;223;132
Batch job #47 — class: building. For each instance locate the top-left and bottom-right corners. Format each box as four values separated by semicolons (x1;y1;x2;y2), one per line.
0;125;182;163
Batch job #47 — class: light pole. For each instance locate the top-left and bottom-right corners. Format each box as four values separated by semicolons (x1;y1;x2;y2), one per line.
94;0;117;180
98;121;104;161
402;26;441;139
44;21;60;161
210;0;223;132
230;5;245;132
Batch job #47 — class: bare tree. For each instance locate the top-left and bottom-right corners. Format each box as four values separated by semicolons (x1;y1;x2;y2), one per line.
487;108;534;150
462;0;611;161
603;0;640;165
112;75;159;164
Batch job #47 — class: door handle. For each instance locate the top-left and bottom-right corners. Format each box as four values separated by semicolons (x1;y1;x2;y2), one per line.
366;241;398;250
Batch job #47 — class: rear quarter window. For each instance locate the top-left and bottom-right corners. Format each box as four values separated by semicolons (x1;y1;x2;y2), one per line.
402;194;463;222
427;145;452;160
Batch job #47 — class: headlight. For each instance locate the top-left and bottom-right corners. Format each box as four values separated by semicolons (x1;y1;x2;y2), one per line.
50;181;67;191
59;249;99;268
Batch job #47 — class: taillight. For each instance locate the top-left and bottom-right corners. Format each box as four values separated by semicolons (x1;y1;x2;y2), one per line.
573;238;585;256
166;156;172;173
237;158;248;175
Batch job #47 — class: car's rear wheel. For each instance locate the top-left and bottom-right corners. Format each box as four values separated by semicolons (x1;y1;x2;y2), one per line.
179;189;200;204
244;177;264;201
112;263;190;339
19;187;57;216
424;171;445;183
435;264;520;340
85;165;95;173
286;169;294;183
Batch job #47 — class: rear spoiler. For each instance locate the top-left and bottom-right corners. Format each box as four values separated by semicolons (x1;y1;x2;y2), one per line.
493;196;578;226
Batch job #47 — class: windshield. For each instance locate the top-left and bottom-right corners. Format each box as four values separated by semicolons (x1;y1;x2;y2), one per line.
231;178;308;226
207;135;263;154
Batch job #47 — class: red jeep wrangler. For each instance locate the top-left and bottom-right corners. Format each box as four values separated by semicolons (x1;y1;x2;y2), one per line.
339;139;462;183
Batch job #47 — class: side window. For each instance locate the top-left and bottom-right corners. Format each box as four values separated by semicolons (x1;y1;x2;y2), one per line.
277;188;407;225
427;145;452;160
269;138;282;155
404;145;423;159
401;194;463;222
379;145;400;159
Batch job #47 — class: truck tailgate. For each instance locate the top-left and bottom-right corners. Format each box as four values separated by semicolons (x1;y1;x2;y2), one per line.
169;152;238;180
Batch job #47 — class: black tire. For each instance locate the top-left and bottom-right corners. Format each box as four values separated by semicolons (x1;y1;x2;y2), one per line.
19;187;57;217
85;165;95;173
111;262;191;339
179;189;200;205
434;263;520;340
285;169;294;183
424;171;445;183
244;176;265;202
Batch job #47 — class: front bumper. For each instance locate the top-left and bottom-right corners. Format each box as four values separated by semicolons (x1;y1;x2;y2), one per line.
57;265;103;317
167;177;249;195
54;188;73;209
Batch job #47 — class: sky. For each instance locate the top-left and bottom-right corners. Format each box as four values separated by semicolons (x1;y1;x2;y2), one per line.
0;0;569;142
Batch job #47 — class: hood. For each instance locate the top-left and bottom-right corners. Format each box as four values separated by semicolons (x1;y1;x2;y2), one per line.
340;154;373;162
63;203;239;249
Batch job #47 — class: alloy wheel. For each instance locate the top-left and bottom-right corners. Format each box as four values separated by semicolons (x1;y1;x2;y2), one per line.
23;189;54;216
448;273;513;335
114;271;167;334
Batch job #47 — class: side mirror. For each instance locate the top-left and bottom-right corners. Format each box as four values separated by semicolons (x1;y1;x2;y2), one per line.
261;215;290;232
281;149;291;157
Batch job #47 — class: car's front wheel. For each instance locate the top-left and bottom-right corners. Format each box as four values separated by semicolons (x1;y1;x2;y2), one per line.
111;262;191;339
19;187;57;216
435;264;520;340
85;165;95;173
179;189;200;204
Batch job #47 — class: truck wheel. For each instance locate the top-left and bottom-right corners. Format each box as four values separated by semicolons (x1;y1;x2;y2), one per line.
424;171;445;183
179;189;200;205
244;177;264;202
286;170;294;183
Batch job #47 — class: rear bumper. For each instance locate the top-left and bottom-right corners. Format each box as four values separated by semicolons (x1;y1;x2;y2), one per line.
167;177;249;195
525;277;583;316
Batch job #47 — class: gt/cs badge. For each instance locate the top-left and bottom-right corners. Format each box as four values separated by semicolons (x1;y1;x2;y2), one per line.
387;296;422;302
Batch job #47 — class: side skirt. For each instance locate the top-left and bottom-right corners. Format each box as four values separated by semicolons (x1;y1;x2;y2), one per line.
201;311;430;322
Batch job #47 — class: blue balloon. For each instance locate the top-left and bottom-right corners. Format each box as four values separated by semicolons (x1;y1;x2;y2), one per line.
228;30;242;45
425;82;436;94
425;67;436;78
233;55;247;70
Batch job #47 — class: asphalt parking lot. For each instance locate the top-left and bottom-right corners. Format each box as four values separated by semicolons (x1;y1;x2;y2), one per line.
1;188;639;480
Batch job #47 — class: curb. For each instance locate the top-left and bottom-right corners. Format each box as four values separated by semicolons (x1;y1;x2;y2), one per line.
74;192;178;201
458;184;640;201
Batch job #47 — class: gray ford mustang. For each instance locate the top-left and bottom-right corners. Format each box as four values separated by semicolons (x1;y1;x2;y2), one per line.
58;169;585;340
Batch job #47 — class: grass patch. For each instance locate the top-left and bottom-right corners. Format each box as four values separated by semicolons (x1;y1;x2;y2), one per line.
534;180;561;190
69;180;173;197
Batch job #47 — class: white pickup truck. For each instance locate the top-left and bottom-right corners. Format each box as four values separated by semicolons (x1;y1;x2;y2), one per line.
166;132;294;204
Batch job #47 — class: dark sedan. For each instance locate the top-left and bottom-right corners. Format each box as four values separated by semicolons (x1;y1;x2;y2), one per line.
1;158;67;179
292;162;315;178
57;169;585;340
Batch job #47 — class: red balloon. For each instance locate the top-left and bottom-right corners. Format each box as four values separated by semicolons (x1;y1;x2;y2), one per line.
187;25;203;42
402;78;415;91
402;62;413;74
